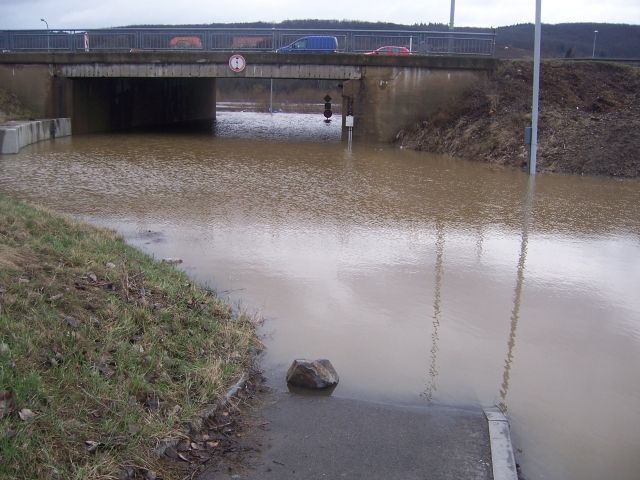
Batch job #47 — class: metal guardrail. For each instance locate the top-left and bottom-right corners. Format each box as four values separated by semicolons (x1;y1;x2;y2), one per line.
0;28;496;56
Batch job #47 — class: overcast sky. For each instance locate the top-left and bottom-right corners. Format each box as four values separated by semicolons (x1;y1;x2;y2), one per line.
1;0;639;30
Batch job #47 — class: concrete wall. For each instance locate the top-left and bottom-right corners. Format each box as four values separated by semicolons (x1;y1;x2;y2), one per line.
342;67;487;142
0;64;54;118
71;77;216;134
0;118;71;154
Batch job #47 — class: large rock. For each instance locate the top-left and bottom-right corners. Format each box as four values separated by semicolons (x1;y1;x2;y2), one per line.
286;359;339;390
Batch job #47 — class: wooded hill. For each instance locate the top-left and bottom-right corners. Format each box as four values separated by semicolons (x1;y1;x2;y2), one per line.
126;20;640;59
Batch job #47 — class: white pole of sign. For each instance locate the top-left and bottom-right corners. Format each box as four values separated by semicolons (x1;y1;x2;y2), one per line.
270;79;273;114
345;115;354;150
530;0;542;175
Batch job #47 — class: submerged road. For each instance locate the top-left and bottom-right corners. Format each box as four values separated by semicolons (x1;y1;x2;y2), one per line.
201;393;493;480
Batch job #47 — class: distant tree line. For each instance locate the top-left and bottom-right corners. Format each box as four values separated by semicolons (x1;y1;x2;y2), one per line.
124;20;640;58
495;23;640;58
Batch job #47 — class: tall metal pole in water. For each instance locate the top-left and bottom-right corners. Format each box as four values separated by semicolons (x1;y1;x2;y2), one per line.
529;0;542;175
448;0;456;53
592;30;598;58
449;0;456;29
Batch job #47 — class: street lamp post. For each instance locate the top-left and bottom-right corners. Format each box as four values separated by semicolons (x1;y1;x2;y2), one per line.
529;0;542;175
592;30;598;58
40;18;49;52
448;0;456;54
449;0;456;29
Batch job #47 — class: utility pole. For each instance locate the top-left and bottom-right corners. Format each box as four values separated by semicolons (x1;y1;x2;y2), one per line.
448;0;456;54
449;0;455;29
529;0;541;175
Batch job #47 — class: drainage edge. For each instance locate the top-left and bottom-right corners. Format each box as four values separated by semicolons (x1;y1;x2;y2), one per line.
484;407;518;480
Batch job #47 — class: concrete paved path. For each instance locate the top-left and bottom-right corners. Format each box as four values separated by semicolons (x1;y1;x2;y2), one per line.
203;392;492;480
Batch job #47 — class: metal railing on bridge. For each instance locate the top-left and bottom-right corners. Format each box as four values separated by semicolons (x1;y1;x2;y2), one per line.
0;27;496;56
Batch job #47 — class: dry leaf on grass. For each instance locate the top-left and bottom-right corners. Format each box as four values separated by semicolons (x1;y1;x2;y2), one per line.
18;408;35;421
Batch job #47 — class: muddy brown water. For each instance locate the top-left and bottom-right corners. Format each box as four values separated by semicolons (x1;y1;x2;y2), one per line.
1;112;639;480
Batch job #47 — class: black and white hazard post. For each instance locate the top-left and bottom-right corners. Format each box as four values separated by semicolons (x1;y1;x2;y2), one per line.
345;114;354;150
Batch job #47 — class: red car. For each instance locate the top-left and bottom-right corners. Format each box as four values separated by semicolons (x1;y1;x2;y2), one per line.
365;46;412;56
169;36;203;49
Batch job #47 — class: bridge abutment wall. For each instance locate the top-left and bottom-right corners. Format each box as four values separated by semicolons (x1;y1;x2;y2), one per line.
0;64;57;118
343;67;487;143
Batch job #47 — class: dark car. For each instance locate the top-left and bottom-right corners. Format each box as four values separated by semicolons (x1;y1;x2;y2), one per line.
276;36;338;54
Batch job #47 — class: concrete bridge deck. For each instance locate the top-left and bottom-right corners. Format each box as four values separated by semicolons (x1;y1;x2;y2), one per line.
0;51;496;78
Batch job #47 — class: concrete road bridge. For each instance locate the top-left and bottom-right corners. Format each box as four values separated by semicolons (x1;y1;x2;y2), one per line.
0;51;496;141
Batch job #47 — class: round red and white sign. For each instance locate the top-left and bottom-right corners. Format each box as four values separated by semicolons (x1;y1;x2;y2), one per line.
228;54;246;73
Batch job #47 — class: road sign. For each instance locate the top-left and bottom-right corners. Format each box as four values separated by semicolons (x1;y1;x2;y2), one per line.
324;110;333;119
345;115;354;127
228;54;246;73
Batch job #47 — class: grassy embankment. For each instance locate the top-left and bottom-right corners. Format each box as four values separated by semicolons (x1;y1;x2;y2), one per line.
0;195;256;479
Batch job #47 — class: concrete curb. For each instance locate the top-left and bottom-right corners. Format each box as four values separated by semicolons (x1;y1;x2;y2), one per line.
0;118;71;154
484;407;518;480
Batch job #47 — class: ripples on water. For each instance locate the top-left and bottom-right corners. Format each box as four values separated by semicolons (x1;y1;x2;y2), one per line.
1;112;639;480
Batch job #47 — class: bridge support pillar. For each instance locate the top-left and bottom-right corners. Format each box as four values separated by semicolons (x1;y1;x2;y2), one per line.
71;77;216;134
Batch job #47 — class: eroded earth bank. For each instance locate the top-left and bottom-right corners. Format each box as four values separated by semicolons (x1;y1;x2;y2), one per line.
397;60;640;177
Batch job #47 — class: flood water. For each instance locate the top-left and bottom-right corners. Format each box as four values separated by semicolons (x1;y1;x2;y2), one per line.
1;112;639;480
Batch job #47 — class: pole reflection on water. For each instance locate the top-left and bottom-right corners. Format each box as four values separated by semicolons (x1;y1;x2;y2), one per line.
499;176;536;411
0;112;639;480
422;220;445;403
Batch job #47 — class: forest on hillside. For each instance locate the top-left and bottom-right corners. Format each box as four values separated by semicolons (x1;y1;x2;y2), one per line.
126;20;640;58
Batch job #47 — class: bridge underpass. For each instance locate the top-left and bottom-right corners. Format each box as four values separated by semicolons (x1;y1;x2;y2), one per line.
0;52;496;141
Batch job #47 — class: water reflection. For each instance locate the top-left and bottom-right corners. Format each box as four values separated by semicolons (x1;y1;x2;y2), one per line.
422;221;445;403
475;225;484;263
499;177;536;411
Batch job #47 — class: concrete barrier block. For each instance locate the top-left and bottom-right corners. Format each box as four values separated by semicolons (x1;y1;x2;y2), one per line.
0;118;71;155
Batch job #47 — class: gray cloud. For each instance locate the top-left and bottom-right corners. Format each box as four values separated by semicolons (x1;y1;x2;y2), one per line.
1;0;639;30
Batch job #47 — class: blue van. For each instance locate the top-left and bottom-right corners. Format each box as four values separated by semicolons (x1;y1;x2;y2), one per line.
276;36;339;54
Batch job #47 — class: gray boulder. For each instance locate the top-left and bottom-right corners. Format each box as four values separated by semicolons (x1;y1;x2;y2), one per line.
286;359;339;390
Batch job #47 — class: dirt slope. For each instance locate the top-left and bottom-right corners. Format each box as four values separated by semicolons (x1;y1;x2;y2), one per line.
397;60;640;177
